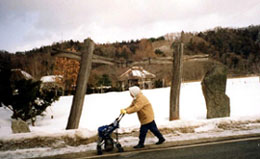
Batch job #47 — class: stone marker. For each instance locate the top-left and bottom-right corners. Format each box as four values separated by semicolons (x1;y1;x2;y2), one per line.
201;64;230;119
11;118;30;134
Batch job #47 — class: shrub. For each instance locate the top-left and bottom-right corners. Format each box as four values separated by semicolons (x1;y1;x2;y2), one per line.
155;49;164;55
0;69;62;125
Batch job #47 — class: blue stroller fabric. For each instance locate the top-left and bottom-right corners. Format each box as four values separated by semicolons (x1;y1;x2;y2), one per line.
98;120;119;138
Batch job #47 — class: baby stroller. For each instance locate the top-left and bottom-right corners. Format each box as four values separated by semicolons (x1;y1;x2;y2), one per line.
97;114;124;155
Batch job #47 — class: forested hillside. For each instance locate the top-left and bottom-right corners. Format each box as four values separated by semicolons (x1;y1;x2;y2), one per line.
197;26;260;74
0;25;259;93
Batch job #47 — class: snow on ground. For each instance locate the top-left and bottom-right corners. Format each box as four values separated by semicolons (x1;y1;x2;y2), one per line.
0;76;260;159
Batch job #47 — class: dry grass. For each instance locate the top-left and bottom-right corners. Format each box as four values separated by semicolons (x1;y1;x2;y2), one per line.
0;135;98;151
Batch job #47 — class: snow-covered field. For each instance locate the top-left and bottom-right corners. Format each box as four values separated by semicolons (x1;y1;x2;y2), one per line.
0;76;260;159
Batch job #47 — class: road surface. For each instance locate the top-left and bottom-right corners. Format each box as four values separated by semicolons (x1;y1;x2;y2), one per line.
84;137;260;159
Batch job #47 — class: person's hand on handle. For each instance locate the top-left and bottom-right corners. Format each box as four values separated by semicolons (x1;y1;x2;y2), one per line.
120;109;126;114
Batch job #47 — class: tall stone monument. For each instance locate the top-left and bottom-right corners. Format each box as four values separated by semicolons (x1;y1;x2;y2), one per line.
201;64;230;119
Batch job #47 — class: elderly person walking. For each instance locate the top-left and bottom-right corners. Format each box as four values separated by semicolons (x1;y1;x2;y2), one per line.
120;86;165;148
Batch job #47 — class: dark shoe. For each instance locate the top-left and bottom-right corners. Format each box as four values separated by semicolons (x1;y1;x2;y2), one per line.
156;138;165;145
133;144;144;149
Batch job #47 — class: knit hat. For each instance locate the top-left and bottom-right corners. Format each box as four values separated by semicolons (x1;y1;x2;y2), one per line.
129;86;141;98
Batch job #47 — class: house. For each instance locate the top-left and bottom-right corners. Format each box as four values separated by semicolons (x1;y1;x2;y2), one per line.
40;75;64;95
119;66;156;90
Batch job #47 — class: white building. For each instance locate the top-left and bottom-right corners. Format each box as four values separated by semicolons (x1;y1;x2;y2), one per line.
119;66;156;90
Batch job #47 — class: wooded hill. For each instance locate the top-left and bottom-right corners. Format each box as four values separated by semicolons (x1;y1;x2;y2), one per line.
1;25;259;93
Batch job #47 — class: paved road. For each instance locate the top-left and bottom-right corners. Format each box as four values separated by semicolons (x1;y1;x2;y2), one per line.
84;137;260;159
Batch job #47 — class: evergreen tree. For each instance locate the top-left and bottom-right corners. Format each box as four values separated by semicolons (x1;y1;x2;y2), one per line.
97;74;112;86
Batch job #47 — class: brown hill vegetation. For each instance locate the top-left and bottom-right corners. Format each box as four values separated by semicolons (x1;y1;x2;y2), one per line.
1;25;260;94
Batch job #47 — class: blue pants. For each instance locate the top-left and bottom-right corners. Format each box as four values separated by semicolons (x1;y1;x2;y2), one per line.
138;120;164;145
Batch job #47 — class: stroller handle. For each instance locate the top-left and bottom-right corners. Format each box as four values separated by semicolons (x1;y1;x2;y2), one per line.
116;113;125;122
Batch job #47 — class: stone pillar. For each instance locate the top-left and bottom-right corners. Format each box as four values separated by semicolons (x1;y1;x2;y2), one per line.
201;64;230;119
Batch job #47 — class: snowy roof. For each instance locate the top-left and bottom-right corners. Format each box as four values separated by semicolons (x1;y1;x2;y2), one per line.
40;75;63;83
11;69;33;80
119;66;156;81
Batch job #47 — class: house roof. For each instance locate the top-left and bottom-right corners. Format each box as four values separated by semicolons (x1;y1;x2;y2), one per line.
40;75;63;83
11;69;33;81
119;66;155;81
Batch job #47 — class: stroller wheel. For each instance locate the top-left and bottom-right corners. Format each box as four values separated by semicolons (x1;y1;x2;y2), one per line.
116;143;124;152
104;138;114;152
118;147;124;152
97;145;102;155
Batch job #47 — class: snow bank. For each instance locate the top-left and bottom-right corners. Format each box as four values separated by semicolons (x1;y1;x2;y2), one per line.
0;76;260;159
0;76;259;137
